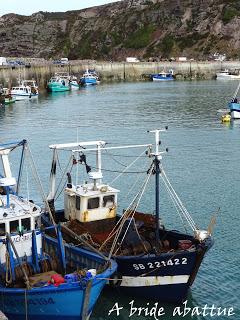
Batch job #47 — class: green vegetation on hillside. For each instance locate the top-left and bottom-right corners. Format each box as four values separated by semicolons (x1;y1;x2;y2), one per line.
124;24;155;49
222;7;239;23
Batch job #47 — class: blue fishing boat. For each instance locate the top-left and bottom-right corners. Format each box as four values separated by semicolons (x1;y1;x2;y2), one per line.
0;140;117;320
79;70;98;86
44;130;214;303
151;70;174;81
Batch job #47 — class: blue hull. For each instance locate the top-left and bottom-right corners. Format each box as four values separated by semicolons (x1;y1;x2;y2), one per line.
80;78;97;86
151;74;174;81
0;236;117;320
229;102;240;112
42;213;213;303
1;283;102;320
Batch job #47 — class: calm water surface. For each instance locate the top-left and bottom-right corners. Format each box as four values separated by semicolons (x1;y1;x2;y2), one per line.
0;80;239;319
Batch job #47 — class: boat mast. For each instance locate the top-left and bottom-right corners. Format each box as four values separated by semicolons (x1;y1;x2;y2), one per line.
148;128;168;244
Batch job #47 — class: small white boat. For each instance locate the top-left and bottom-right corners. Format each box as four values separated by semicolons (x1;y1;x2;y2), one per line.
69;76;80;89
10;80;39;100
216;69;240;80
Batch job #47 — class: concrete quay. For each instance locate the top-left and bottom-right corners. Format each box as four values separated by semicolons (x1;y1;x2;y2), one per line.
0;60;240;88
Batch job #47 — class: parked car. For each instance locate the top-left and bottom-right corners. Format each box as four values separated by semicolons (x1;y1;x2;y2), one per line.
53;60;61;64
7;60;19;66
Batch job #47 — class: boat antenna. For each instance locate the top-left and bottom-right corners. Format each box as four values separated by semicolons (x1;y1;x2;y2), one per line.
16;139;27;195
147;127;168;244
232;81;240;100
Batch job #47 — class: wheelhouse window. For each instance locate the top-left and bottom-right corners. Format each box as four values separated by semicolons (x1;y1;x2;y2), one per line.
0;223;5;236
21;218;31;232
103;195;115;208
76;196;81;210
87;197;100;210
10;220;19;233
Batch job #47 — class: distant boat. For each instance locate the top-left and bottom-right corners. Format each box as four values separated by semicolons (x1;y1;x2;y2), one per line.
4;96;16;105
0;140;117;320
228;82;240;119
10;80;39;100
216;69;240;80
151;70;174;81
79;69;99;86
69;76;80;89
0;89;16;105
47;75;71;92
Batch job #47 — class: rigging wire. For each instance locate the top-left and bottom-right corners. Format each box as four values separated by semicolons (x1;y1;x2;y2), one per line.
160;166;197;231
110;148;149;184
113;162;154;255
105;162;154;258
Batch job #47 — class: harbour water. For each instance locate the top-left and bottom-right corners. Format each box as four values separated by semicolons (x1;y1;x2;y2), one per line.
0;80;239;319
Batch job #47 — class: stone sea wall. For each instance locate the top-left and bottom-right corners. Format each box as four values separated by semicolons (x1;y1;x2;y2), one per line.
0;61;240;88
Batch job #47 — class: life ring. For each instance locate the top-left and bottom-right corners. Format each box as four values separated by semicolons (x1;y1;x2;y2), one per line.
108;272;122;287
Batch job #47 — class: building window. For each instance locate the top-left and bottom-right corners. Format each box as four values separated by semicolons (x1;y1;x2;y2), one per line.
87;197;99;210
103;195;115;208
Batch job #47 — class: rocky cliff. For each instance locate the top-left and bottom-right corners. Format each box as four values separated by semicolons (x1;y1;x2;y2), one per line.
0;0;239;60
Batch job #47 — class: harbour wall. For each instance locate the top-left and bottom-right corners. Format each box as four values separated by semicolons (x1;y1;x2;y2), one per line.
0;61;240;88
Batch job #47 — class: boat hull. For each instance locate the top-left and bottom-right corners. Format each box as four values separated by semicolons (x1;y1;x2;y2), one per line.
152;77;174;81
231;110;240;119
11;94;38;101
4;98;16;105
42;212;213;303
47;84;70;92
1;282;104;320
216;73;240;80
229;102;240;119
112;237;212;302
0;235;117;320
70;83;80;90
80;78;97;86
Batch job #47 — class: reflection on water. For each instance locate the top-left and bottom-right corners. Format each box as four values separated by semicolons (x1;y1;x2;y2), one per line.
0;80;239;319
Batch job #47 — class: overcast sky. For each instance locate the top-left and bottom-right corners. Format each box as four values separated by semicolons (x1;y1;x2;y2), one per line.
0;0;120;16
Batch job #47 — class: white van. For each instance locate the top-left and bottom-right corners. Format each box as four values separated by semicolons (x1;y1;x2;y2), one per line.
60;58;69;64
126;57;140;63
0;57;7;66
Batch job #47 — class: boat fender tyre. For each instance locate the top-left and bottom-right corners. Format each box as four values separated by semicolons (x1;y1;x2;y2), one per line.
109;272;122;287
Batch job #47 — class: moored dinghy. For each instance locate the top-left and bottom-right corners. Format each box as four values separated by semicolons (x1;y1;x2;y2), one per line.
44;130;214;303
0;140;117;320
